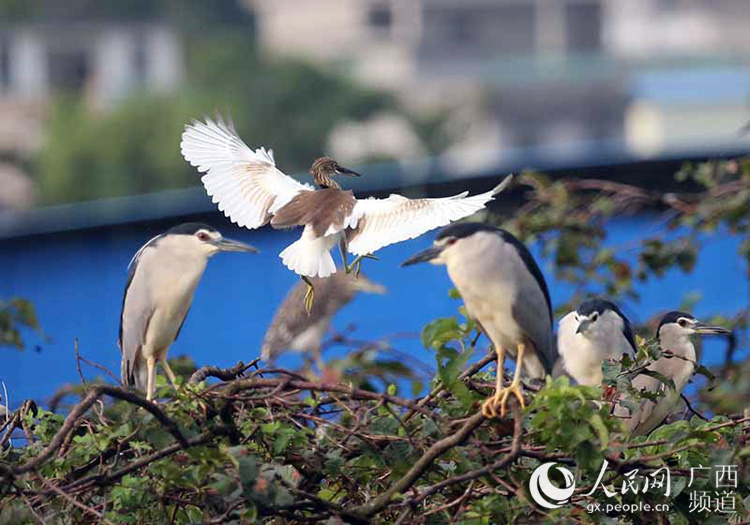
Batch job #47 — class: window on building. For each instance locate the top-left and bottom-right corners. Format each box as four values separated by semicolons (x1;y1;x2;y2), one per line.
565;2;602;52
0;36;9;92
657;0;679;12
420;4;534;61
47;48;89;93
368;3;392;33
449;5;534;51
133;41;148;89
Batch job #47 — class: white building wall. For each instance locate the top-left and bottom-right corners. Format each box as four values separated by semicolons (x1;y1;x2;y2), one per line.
93;29;135;105
147;26;183;92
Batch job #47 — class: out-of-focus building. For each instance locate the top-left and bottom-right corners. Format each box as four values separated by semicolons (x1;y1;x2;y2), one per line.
0;22;183;209
246;0;750;167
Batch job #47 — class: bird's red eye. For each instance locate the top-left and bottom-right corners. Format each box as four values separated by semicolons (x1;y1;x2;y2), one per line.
197;232;210;241
447;238;457;245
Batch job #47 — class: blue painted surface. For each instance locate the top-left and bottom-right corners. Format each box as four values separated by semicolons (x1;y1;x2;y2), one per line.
0;215;745;406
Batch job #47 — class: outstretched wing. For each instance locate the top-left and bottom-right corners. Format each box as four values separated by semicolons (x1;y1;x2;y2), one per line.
346;176;512;256
181;116;314;229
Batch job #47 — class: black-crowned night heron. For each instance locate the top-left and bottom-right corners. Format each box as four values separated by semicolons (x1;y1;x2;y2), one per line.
261;271;386;367
119;223;257;401
402;223;556;418
180;116;512;311
614;311;729;435
557;298;637;386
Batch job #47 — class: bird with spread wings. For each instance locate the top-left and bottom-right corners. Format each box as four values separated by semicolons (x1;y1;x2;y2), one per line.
180;116;512;311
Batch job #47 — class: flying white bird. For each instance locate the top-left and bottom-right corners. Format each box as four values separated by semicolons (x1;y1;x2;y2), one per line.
180;116;512;310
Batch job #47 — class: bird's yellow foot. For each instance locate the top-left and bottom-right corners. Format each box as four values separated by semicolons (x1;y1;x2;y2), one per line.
346;254;378;275
481;381;525;419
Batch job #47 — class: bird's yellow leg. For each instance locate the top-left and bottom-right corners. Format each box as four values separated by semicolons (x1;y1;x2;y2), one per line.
482;346;506;418
302;276;315;314
146;356;156;402
346;254;378;275
161;358;179;390
496;343;526;418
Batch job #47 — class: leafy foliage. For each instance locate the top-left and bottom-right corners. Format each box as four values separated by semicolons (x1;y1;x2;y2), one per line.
2;160;750;522
36;25;397;204
0;299;40;350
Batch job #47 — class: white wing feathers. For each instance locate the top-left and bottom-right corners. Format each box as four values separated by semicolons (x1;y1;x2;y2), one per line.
180;117;313;230
347;177;511;256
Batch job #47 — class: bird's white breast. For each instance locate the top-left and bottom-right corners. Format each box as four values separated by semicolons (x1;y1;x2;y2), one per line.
138;239;209;352
557;311;633;386
445;233;525;352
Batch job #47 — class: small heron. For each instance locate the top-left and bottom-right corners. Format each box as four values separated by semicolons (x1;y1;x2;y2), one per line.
181;116;512;311
557;298;637;386
402;223;556;418
261;271;386;367
614;311;729;435
119;223;257;401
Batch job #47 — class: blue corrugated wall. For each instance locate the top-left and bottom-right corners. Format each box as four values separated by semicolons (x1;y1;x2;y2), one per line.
0;215;745;405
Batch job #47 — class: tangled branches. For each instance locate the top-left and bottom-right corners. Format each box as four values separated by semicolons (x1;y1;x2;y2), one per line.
1;353;749;524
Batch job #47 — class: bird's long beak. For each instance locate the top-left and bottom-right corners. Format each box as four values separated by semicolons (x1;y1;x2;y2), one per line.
576;319;592;334
401;246;443;267
214;238;259;253
336;166;361;177
694;323;731;335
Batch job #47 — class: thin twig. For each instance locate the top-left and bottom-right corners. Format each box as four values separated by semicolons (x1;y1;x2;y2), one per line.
36;474;116;525
409;404;523;505
350;410;488;517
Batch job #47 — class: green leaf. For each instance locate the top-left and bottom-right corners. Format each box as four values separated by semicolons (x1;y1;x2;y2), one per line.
273;427;297;455
590;414;610;449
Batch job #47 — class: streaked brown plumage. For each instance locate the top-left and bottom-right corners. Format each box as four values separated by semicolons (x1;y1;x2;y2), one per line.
271;188;357;236
261;272;386;364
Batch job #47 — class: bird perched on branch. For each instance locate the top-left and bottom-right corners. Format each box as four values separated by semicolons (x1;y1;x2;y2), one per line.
557;298;637;386
261;271;386;368
614;311;729;435
403;223;556;418
180;116;512;311
119;223;257;401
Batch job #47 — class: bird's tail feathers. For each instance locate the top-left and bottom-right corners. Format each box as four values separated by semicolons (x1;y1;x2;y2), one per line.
280;237;336;278
121;352;148;390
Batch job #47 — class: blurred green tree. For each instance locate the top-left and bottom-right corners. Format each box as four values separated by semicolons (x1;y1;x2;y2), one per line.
36;32;396;204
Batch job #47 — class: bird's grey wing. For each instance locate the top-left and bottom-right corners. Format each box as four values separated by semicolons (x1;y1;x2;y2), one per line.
173;307;192;342
512;289;555;377
617;373;662;434
505;234;555;376
119;259;155;389
181;116;313;229
611;303;638;353
346;176;512;256
119;234;163;351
